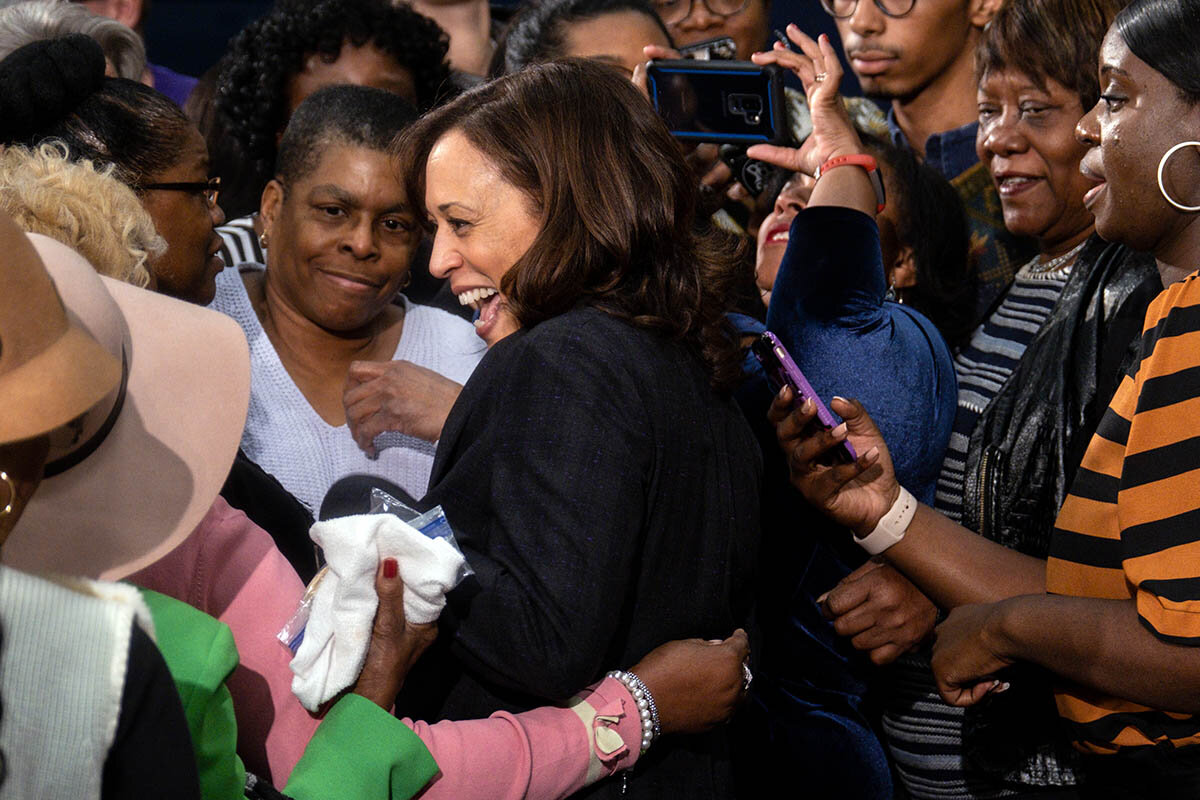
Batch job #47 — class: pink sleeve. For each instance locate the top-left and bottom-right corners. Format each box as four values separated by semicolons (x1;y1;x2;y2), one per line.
404;677;642;800
129;496;321;784
133;499;644;797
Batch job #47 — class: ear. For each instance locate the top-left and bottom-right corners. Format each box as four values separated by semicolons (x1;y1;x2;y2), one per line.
967;0;1003;29
888;245;917;289
259;179;285;235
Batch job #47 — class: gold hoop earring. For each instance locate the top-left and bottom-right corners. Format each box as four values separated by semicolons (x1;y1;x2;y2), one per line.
0;471;14;517
258;232;270;250
1157;141;1200;212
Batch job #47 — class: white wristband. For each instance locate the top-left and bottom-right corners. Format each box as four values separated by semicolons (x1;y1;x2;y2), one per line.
853;485;916;555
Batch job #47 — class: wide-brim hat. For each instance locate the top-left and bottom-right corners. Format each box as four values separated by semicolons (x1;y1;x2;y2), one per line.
0;217;120;443
4;235;251;580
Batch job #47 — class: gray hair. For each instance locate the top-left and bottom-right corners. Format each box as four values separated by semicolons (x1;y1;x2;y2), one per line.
0;1;145;80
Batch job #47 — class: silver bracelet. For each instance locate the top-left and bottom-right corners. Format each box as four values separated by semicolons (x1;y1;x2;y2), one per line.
606;669;661;753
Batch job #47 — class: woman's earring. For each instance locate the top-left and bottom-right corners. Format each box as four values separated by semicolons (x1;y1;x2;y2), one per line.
258;232;270;250
885;281;898;303
1157;141;1200;212
0;471;14;517
400;272;412;291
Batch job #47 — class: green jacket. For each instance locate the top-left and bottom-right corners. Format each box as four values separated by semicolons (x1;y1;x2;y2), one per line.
138;589;439;800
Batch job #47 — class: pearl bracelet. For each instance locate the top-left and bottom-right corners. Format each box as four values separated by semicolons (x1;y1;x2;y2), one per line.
606;669;661;754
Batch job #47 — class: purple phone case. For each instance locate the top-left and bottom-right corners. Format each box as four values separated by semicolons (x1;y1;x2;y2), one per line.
754;331;858;461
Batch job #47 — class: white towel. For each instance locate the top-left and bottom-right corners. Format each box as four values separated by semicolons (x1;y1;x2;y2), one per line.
289;513;465;711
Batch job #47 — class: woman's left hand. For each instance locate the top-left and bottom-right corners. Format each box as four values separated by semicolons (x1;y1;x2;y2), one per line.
746;27;865;175
344;360;462;453
352;558;438;709
930;600;1017;707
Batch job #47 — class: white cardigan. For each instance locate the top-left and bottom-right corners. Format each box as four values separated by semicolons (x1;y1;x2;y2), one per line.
210;264;485;512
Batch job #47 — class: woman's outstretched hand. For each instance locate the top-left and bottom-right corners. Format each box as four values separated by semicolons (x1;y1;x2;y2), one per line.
768;388;898;536
746;27;865;175
630;629;750;734
351;558;438;710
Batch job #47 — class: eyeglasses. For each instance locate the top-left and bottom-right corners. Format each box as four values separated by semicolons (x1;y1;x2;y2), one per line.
819;0;916;19
653;0;750;26
141;176;221;208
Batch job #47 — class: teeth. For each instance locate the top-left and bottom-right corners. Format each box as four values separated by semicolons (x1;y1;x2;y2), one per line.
770;231;789;244
457;287;498;310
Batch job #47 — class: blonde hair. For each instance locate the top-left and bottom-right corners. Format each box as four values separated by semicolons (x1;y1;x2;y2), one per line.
0;142;164;288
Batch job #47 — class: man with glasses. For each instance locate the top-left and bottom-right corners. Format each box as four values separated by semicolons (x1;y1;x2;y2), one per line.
825;0;1031;322
653;0;769;59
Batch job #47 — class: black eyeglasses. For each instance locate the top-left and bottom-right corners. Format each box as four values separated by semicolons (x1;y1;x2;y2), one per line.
820;0;916;19
141;176;221;208
653;0;750;25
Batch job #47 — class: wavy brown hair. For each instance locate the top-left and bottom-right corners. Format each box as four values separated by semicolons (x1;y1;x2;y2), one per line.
399;58;746;391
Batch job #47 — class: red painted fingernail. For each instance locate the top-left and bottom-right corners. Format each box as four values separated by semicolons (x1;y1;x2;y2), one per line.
383;558;398;579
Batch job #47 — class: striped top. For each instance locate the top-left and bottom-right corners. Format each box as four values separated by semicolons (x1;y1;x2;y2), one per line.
1048;270;1200;753
936;267;1071;522
886;264;1076;799
216;214;265;267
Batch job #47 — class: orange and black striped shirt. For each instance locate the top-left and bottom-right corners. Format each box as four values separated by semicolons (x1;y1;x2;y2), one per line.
1047;271;1200;754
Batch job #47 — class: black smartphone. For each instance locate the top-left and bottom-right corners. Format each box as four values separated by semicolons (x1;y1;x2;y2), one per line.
752;332;857;464
678;36;738;61
720;145;780;197
647;60;786;147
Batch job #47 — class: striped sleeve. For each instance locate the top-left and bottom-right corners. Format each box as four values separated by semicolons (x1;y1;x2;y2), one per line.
216;215;265;267
1118;281;1200;644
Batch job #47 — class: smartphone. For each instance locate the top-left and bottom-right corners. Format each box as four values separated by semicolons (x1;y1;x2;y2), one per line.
647;60;786;146
752;331;857;463
678;36;738;61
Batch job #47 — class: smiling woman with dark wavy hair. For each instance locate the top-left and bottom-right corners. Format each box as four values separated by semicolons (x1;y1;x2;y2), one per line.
396;58;759;799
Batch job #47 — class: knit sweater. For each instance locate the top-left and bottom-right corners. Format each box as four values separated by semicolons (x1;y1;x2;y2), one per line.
210;264;485;512
0;567;191;799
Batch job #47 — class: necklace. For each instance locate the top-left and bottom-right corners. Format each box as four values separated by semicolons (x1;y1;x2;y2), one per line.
1018;240;1087;279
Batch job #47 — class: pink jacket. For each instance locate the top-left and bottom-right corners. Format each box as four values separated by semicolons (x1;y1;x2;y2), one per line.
131;497;642;797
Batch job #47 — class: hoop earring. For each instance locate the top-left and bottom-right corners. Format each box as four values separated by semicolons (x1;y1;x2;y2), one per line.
0;471;14;517
1157;141;1200;212
258;232;269;250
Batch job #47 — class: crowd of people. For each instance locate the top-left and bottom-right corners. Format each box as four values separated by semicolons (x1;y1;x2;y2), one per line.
1;0;1200;797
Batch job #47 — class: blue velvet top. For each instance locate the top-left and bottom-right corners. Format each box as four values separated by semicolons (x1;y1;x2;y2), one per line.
762;205;957;504
731;205;957;800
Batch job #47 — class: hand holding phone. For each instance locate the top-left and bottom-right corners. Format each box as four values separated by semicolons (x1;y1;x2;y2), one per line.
747;28;862;174
752;331;856;464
